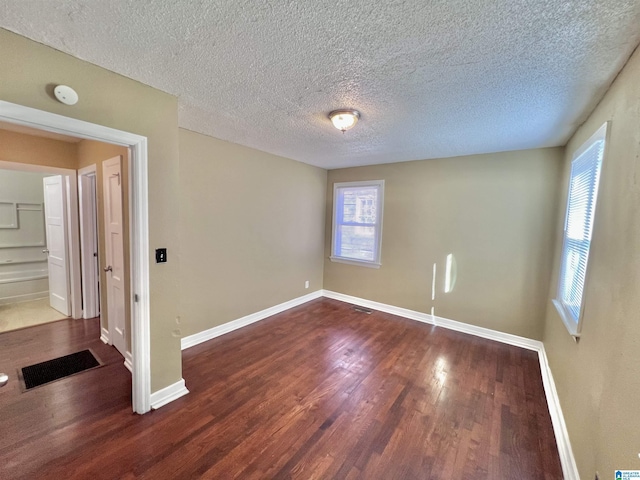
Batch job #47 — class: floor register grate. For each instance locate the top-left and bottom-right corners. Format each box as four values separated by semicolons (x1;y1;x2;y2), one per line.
352;305;373;314
19;349;101;390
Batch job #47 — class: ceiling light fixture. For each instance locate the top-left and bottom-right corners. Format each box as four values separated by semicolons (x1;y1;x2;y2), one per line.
329;109;360;132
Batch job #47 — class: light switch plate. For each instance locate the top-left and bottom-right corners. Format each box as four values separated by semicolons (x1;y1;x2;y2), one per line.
155;248;167;263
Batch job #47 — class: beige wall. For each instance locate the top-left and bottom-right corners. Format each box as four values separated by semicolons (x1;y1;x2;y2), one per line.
178;129;326;336
77;140;131;349
0;129;77;169
0;28;182;392
542;47;640;477
324;148;563;339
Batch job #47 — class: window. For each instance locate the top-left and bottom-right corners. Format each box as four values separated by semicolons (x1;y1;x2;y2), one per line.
331;180;384;268
553;122;608;337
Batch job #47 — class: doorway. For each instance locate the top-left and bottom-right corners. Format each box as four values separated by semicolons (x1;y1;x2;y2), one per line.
0;100;151;414
0;167;72;331
0;162;81;322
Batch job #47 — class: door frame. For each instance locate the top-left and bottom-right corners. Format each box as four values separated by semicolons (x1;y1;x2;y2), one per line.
0;100;151;415
0;161;81;318
78;164;101;322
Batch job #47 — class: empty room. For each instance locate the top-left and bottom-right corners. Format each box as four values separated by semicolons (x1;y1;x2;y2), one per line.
0;1;639;479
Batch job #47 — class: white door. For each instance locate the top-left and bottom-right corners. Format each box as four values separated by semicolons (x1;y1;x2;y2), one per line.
79;170;100;319
43;175;71;316
103;157;127;357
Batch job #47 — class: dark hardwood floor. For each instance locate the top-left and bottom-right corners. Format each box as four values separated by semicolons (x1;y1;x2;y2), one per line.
0;298;562;479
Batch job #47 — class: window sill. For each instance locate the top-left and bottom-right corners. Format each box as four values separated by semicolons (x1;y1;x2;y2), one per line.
552;299;581;340
330;256;381;269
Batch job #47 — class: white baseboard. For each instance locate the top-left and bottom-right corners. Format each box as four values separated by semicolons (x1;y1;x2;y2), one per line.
321;289;578;480
321;290;542;351
124;351;133;373
537;346;580;480
150;378;189;410
431;314;543;351
100;328;110;345
0;291;48;305
322;290;435;326
181;290;324;350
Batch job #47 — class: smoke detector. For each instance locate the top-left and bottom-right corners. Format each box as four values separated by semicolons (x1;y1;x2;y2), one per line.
53;85;79;105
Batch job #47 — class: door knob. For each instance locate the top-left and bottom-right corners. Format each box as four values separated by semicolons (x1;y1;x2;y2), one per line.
42;249;49;254
104;266;113;272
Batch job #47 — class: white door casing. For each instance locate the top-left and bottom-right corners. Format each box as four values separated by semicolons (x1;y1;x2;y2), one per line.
103;156;127;357
43;175;70;316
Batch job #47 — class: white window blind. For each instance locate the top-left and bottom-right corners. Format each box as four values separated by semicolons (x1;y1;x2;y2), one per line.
554;122;607;336
331;180;384;267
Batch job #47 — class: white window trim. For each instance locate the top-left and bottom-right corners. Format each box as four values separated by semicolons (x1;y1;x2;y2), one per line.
330;180;384;268
553;121;609;338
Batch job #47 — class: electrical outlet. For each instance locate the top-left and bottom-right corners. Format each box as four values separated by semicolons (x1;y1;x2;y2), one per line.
305;280;309;289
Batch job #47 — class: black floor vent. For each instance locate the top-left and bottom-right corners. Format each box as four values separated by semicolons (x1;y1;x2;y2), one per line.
20;349;101;390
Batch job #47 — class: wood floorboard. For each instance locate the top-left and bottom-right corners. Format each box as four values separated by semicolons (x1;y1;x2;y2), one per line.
0;298;563;479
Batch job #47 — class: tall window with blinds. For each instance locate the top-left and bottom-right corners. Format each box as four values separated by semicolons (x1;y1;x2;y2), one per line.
553;122;608;336
331;180;384;268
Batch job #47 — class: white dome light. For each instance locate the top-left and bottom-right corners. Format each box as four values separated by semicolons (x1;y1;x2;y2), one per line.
329;109;360;132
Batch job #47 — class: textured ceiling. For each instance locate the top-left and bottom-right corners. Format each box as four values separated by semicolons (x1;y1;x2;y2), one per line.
2;1;640;169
